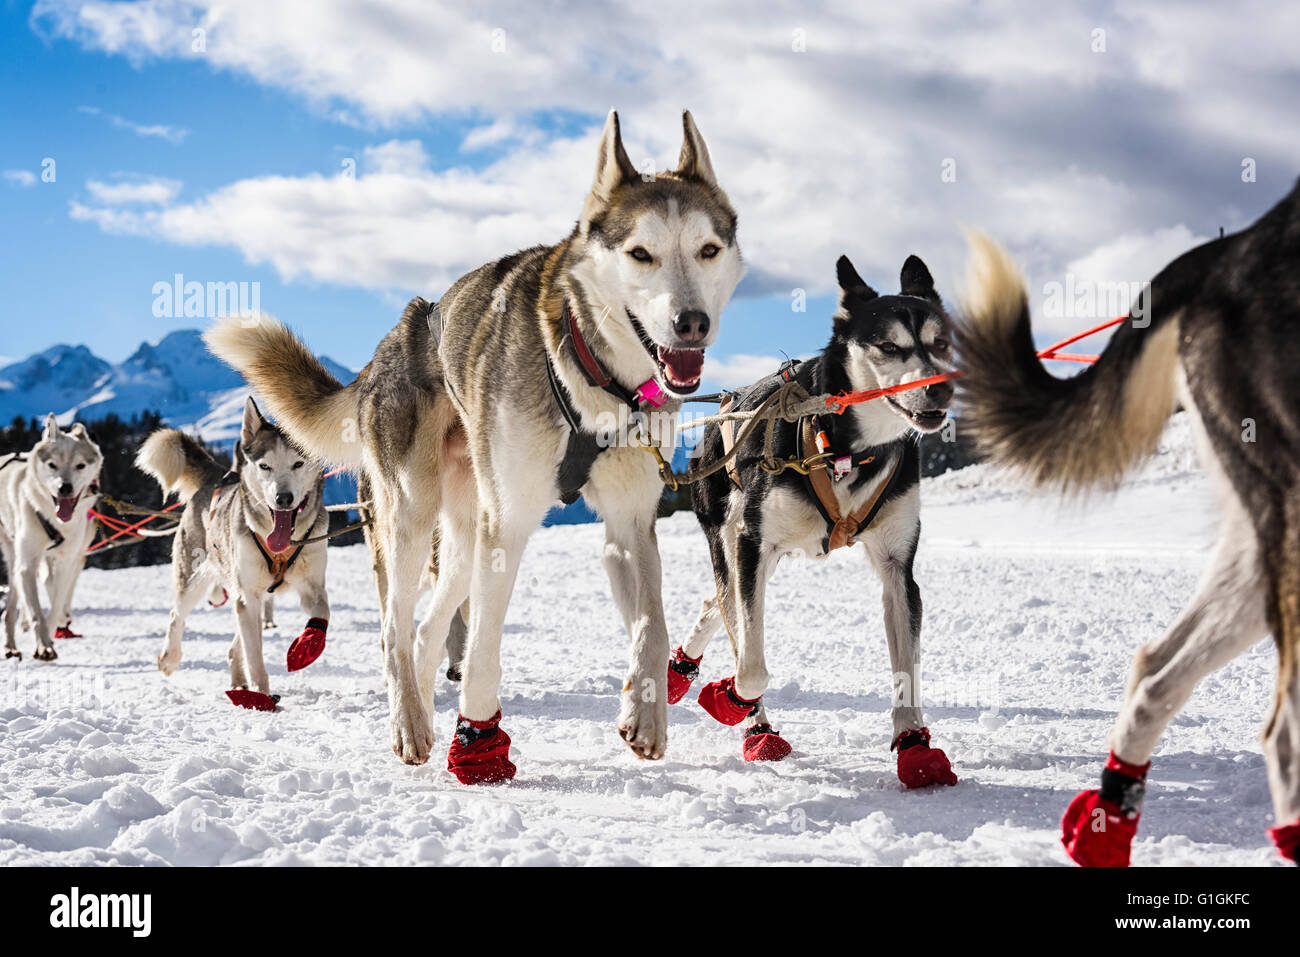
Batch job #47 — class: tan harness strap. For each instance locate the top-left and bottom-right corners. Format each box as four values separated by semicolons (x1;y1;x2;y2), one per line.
801;418;901;552
719;394;743;490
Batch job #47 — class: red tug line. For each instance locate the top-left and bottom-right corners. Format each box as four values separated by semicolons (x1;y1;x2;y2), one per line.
83;316;1127;552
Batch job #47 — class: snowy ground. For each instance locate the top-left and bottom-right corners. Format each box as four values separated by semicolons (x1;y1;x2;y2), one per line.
0;415;1285;866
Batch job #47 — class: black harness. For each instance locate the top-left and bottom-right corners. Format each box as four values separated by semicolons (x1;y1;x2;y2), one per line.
545;303;652;505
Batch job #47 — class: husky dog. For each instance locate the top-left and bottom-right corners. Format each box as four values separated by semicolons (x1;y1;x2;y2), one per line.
206;111;743;777
136;398;330;707
0;414;102;660
954;180;1300;865
676;255;958;784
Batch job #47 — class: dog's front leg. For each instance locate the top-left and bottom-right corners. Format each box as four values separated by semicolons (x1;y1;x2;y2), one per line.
865;528;957;789
232;595;269;693
597;505;671;760
15;543;53;660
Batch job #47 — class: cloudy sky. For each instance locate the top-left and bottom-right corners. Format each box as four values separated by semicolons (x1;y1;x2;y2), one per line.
2;0;1297;382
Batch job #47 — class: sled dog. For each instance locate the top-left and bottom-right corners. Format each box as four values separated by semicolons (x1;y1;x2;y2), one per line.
0;414;101;660
136;397;330;706
206;111;743;776
677;255;958;784
955;178;1300;865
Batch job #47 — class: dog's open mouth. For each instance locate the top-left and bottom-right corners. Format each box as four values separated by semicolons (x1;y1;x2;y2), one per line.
886;397;948;432
53;494;80;522
267;494;310;553
629;314;705;394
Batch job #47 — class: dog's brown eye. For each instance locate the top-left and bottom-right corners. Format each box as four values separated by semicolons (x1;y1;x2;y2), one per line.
48;461;56;469
932;338;950;353
628;246;652;263
292;461;304;470
876;342;899;355
700;243;720;260
76;463;85;470
259;463;271;471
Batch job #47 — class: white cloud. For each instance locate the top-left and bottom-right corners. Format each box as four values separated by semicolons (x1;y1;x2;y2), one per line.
85;176;182;204
703;353;813;389
37;1;1300;314
77;104;189;144
3;169;37;188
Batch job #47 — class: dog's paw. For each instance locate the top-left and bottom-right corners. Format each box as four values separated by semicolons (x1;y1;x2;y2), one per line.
4;648;21;661
157;646;181;676
617;689;667;760
32;645;57;662
390;704;434;765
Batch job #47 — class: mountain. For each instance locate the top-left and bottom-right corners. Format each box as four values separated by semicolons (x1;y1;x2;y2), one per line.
0;329;355;443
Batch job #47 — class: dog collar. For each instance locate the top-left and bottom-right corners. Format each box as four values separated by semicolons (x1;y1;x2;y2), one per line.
561;301;666;409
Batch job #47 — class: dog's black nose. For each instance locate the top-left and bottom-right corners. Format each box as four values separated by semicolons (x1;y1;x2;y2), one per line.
673;310;710;344
926;381;954;406
58;482;73;497
275;491;294;508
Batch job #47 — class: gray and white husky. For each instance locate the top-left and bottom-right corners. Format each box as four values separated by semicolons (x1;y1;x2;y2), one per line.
677;255;958;785
954;178;1300;865
206;111;744;776
136;397;330;704
0;414;102;660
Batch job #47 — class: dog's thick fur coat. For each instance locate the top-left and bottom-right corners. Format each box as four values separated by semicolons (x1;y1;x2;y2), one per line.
0;414;101;660
955;179;1300;854
136;399;329;695
206;111;744;766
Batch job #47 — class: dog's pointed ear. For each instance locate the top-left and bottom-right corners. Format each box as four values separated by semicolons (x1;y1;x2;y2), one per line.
69;423;88;439
835;255;878;319
233;440;245;471
589;110;638;204
676;110;718;187
900;254;939;302
241;396;263;448
43;413;59;441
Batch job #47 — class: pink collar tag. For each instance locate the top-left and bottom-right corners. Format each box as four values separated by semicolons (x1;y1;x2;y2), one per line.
635;379;667;407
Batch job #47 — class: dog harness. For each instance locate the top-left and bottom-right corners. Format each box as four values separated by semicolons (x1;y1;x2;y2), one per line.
208;477;305;593
545;301;664;505
718;361;906;552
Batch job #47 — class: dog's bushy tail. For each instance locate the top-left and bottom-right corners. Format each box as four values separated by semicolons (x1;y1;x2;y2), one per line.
136;429;225;501
954;232;1182;495
204;316;362;466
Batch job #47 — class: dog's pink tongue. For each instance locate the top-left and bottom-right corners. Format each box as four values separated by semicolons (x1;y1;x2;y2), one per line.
658;347;705;385
56;497;76;522
268;510;295;553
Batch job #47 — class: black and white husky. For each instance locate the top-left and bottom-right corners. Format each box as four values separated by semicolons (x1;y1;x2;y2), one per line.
955;179;1300;865
0;414;102;660
675;255;958;786
136;397;330;709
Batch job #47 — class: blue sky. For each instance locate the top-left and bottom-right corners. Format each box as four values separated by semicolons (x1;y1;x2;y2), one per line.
3;1;1297;383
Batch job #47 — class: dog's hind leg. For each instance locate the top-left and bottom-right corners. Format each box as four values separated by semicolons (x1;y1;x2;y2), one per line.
415;510;473;708
1262;497;1300;863
1063;484;1266;866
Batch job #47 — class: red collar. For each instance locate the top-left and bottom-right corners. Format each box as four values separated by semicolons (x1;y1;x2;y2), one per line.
561;302;666;408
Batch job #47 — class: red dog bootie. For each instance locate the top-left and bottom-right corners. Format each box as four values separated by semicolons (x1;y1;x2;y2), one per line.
447;710;517;785
1268;819;1300;864
226;689;281;711
54;625;82;639
698;676;761;726
894;728;958;789
1061;752;1150;867
743;723;792;762
286;617;328;672
667;646;702;704
209;588;229;608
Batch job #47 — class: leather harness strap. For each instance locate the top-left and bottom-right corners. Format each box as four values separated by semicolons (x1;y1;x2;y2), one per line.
800;417;904;552
249;532;305;593
719;394;742;490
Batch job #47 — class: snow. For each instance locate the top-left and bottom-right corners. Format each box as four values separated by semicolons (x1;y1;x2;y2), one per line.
0;414;1284;866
